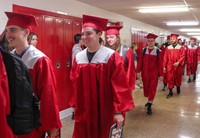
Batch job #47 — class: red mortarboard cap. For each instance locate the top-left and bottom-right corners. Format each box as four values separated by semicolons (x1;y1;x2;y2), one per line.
145;33;158;39
167;35;171;39
170;34;179;38
190;37;196;41
106;25;123;35
82;15;108;31
178;38;182;41
5;12;38;31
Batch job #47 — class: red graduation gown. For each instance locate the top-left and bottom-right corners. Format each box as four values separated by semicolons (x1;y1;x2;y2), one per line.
136;47;163;101
15;46;62;138
163;44;185;88
71;46;134;138
197;47;200;61
186;45;199;76
119;46;135;90
160;45;168;83
0;52;14;138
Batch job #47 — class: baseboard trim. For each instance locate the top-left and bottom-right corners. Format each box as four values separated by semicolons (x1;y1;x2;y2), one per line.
59;107;74;119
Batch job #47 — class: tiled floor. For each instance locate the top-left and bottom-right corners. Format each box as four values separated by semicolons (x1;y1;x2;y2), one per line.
61;76;200;138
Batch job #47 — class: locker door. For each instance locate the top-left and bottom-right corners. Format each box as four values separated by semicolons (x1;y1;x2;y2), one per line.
32;16;43;51
54;18;67;110
43;16;54;64
73;21;82;37
63;19;73;109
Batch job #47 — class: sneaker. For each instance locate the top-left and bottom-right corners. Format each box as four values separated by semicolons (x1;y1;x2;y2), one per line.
145;102;149;107
139;83;143;88
162;86;167;91
71;112;75;120
177;87;181;94
166;92;173;99
147;103;152;115
193;74;196;81
188;78;191;83
135;84;140;89
162;83;167;91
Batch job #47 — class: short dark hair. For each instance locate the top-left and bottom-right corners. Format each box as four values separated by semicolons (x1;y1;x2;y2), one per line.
93;29;101;34
99;37;103;44
74;34;82;44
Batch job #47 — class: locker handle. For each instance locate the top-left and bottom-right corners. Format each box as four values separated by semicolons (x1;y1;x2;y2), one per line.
66;60;70;68
56;61;61;69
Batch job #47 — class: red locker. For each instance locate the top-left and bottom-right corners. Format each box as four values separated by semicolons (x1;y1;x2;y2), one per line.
13;4;82;110
43;16;55;61
54;18;67;110
131;30;148;50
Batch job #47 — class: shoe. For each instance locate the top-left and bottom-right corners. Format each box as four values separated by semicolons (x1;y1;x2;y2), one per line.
166;92;173;99
193;74;196;81
147;103;152;115
177;87;181;94
145;102;149;107
162;83;167;91
135;84;140;89
71;112;74;120
162;86;167;91
139;83;143;88
162;86;165;91
188;78;191;83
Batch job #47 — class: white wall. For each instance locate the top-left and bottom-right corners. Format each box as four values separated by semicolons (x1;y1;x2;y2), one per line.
0;0;185;46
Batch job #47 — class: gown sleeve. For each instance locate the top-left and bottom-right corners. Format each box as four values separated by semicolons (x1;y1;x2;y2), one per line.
30;57;62;131
110;52;134;113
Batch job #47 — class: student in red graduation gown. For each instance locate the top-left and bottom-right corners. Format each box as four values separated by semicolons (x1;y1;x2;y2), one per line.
5;12;62;138
197;43;200;73
163;34;185;99
160;35;171;91
70;15;134;138
0;51;14;138
105;25;135;90
136;33;163;115
186;37;199;83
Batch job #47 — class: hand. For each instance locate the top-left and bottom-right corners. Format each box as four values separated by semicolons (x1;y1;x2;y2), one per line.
173;62;179;67
114;113;124;130
47;128;59;138
163;68;166;73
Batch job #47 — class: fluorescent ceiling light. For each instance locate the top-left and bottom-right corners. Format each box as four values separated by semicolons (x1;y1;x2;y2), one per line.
56;11;68;15
139;6;189;13
192;36;200;40
131;28;142;31
180;29;200;32
187;33;200;35
167;21;198;26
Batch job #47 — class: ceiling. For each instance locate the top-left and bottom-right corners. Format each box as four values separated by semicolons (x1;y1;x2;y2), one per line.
76;0;200;38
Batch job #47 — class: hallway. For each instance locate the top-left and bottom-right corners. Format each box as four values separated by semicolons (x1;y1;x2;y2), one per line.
61;76;200;138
